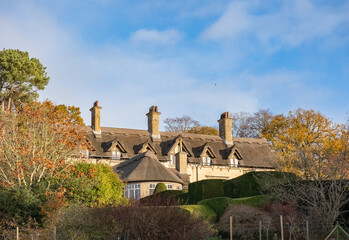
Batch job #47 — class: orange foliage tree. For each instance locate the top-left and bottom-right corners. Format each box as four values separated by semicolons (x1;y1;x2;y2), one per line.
261;109;349;229
0;100;88;190
262;108;349;180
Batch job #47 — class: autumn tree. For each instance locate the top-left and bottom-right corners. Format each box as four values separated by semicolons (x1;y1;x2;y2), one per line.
261;109;349;231
0;49;49;110
0;100;87;190
188;126;218;135
262;108;343;179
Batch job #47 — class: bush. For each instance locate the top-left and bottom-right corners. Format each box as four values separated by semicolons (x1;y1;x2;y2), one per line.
90;203;216;240
223;171;296;198
218;205;271;239
57;162;126;207
188;179;225;203
153;182;167;195
141;190;188;205
55;204;101;240
0;187;42;224
179;205;217;223
198;195;272;219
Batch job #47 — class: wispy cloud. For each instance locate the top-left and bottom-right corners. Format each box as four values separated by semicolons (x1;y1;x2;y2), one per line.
0;0;347;128
201;0;349;47
130;29;182;45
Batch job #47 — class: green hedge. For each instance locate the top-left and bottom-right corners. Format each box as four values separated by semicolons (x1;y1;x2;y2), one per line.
188;179;225;204
140;190;188;204
198;195;272;219
223;171;297;198
179;205;217;223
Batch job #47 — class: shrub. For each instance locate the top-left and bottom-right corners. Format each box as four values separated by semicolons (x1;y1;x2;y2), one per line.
153;182;167;195
179;205;217;223
55;204;102;240
188;179;225;203
198;195;272;219
90;202;216;240
141;190;188;205
223;171;296;198
218;205;271;239
261;201;305;240
57;162;126;207
0;187;42;224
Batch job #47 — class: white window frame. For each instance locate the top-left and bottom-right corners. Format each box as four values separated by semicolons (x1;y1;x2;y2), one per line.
149;183;156;195
124;184;141;200
112;150;121;160
170;154;176;166
203;156;211;166
230;158;239;167
177;185;182;190
165;184;173;190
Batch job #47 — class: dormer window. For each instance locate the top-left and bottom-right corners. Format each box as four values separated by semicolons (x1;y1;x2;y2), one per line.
230;158;239;167
112;150;121;160
170;154;176;165
203;156;211;166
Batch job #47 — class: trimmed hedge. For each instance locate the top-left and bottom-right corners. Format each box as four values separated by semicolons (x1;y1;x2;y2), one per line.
140;190;188;204
188;179;225;204
153;183;167;194
198;195;272;219
179;205;217;223
223;171;297;198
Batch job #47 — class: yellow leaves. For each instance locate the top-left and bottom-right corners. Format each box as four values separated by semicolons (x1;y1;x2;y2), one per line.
262;108;348;180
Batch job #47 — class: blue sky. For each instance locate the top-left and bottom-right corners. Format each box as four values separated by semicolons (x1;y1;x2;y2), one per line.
1;0;349;129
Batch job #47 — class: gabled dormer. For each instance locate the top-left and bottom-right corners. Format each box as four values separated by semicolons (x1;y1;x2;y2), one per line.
136;140;157;154
166;136;192;166
198;143;216;166
226;145;243;167
102;138;127;160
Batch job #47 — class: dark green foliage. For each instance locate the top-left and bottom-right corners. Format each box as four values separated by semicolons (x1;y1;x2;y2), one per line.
198;195;272;219
223;171;297;198
0;49;50;110
153;182;167;194
0;187;42;224
179;205;217;223
141;190;188;204
188;179;225;203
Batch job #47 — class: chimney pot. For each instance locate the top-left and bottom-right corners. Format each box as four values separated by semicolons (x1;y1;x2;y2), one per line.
221;112;229;119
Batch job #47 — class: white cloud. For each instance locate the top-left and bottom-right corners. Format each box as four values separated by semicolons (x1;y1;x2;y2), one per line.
201;1;251;40
130;29;182;45
0;0;344;129
201;0;349;47
0;1;259;129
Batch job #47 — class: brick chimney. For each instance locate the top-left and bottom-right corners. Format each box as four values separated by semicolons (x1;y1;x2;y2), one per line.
90;101;102;134
146;105;161;139
218;112;233;145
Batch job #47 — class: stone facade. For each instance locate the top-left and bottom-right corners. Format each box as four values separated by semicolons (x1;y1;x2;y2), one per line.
83;102;277;199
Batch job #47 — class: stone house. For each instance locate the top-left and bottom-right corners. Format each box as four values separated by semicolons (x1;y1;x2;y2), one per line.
83;101;277;200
